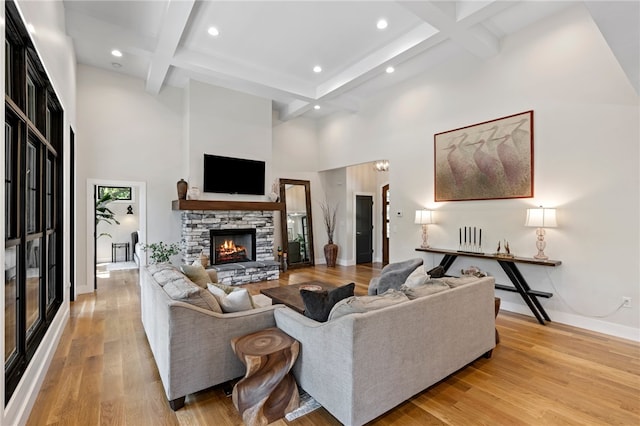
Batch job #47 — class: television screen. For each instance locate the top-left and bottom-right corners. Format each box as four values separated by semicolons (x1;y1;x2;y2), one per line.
203;154;266;195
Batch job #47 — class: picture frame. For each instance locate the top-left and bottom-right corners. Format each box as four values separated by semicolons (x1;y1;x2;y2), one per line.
434;110;534;202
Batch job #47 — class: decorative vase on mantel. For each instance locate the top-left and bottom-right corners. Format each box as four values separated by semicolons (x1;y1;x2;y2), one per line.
324;241;338;267
177;179;188;200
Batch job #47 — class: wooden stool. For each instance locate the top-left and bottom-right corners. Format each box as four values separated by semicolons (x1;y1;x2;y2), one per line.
231;328;300;426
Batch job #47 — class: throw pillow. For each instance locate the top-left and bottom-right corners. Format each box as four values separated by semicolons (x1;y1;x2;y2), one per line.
328;289;409;321
404;265;431;288
442;276;480;288
400;280;450;299
180;263;211;288
207;284;254;313
210;282;256;308
163;278;222;313
300;282;355;322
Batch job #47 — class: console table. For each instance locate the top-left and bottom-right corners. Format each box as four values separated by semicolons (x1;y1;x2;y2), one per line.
415;247;561;325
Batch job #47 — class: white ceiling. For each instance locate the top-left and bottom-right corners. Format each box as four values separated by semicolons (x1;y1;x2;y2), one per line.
63;0;639;122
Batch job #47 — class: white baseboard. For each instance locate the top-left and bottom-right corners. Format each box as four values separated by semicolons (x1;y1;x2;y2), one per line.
4;303;70;425
500;300;640;342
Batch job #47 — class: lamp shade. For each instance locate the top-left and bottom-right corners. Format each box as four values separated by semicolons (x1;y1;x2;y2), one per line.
525;207;557;228
414;209;433;225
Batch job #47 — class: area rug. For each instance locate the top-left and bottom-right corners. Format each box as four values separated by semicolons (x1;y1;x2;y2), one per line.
285;389;322;421
106;261;138;271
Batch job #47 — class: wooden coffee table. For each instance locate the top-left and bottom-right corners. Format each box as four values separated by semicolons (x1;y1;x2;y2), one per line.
261;281;337;314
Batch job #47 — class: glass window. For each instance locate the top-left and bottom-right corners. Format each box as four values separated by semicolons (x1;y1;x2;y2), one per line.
26;76;36;122
47;233;56;307
25;238;41;336
5;123;13;236
46;106;51;139
46;156;53;229
97;186;132;201
5;41;11;99
26;141;38;234
4;245;18;363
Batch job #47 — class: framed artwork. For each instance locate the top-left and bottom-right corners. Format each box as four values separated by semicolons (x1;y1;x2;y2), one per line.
434;110;534;201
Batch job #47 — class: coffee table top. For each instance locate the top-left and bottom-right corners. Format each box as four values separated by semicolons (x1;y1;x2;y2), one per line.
261;281;337;314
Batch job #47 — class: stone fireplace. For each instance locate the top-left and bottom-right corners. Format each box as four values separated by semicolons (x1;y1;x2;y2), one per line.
179;209;279;285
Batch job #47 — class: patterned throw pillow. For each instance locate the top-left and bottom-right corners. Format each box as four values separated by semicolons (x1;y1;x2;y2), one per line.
209;282;256;308
300;283;355;322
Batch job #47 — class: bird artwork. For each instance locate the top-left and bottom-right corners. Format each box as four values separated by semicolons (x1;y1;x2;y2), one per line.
434;111;533;201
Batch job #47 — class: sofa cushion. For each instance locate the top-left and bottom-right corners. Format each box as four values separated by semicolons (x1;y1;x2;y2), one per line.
180;263;211;288
328;289;409;320
207;284;254;313
400;280;450;299
404;266;431;288
300;283;355;322
163;277;222;312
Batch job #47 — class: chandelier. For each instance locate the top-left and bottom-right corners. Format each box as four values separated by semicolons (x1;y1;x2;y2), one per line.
374;160;389;172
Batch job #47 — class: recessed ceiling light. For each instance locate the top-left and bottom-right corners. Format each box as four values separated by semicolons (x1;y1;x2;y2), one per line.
377;19;388;30
111;62;122;68
314;105;320;110
386;66;395;74
313;65;322;73
111;49;123;57
207;26;219;37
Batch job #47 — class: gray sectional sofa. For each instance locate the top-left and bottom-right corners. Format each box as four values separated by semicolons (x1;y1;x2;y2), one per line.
139;264;284;410
140;262;495;423
274;276;496;426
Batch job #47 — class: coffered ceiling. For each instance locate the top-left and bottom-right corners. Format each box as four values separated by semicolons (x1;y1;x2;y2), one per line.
62;1;639;121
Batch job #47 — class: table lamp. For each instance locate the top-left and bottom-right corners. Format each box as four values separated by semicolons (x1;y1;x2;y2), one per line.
414;209;434;248
525;207;557;259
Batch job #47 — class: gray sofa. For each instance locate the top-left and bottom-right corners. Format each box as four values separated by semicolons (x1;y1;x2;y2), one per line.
139;264;283;410
274;276;496;426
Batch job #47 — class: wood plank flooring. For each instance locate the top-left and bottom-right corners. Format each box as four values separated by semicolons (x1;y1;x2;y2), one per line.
27;264;640;425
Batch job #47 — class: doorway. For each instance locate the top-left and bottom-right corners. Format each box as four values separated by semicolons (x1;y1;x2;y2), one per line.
355;195;373;264
382;184;390;265
86;179;146;291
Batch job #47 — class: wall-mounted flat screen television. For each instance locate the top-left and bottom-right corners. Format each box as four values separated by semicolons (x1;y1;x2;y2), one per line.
203;154;266;195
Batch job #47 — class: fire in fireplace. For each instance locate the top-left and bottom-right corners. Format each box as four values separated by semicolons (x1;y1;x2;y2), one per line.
210;229;256;265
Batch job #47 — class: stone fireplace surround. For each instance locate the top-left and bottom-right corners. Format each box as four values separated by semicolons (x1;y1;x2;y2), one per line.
179;209;279;285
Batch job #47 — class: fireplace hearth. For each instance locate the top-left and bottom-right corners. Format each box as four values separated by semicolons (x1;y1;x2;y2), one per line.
210;229;256;265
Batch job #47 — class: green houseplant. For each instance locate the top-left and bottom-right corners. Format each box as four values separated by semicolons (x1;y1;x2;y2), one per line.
95;192;120;239
142;242;180;264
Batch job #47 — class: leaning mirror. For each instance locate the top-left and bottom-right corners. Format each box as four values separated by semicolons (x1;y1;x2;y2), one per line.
279;179;314;268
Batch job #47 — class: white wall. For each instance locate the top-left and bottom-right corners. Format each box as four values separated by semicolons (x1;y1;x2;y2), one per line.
185;80;273;200
310;5;639;339
2;1;77;424
76;65;184;293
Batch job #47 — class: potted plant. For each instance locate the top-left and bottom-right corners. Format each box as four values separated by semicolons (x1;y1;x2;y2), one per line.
320;200;338;267
142;241;180;264
95;192;120;239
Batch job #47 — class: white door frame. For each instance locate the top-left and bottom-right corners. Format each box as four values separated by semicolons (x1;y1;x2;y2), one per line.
86;179;146;292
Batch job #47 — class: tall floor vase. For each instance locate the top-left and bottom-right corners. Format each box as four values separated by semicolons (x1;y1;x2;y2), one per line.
324;243;338;267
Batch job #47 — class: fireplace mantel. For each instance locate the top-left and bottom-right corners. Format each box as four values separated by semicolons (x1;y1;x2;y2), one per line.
172;199;285;211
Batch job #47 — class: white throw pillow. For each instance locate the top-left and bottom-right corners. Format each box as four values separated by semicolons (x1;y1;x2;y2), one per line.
207;284;253;313
404;265;430;288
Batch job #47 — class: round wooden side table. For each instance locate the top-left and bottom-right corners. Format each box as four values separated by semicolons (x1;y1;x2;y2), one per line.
231;327;300;426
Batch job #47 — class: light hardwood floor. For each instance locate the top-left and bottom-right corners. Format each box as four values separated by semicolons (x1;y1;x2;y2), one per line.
27;264;640;425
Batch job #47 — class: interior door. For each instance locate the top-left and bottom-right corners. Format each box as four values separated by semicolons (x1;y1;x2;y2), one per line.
382;184;390;265
356;195;373;264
